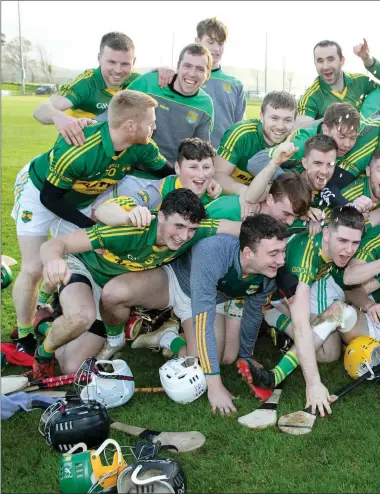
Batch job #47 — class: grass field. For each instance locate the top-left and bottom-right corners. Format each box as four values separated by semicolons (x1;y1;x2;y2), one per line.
2;96;380;494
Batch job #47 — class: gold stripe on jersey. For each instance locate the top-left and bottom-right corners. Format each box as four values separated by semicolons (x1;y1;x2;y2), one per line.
339;137;378;172
87;224;148;241
220;122;257;160
101;251;159;271
330;87;348;100
299;236;314;284
47;132;102;184
356;237;380;261
231;166;253;184
50;135;102;185
58;69;94;93
343;183;365;201
348;73;367;80
196;312;211;374
104;196;138;211
66;108;96;119
298;80;320;114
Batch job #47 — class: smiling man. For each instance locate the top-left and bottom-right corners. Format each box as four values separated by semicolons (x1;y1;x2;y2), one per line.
239;206;365;416
33;32;139;146
296;38;380;127
125;43;214;173
213;91;297;200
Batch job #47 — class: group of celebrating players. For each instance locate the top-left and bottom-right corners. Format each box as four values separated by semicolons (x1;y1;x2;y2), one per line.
9;17;380;417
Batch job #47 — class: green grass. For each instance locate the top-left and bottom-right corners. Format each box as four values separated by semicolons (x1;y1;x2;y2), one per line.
1;83;44;96
2;97;380;493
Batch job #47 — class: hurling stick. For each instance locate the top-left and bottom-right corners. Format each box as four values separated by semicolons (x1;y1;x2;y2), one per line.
278;364;380;435
238;389;282;429
36;387;164;398
109;421;206;453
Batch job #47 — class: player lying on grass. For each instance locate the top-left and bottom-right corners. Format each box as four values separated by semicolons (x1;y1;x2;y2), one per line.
101;214;287;415
296;38;380;128
35;189;241;378
237;206;366;416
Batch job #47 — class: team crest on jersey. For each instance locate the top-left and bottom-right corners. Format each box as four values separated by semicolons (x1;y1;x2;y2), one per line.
223;83;232;93
186;111;199;124
21;210;33;223
137;190;150;204
246;284;260;295
122;165;132;173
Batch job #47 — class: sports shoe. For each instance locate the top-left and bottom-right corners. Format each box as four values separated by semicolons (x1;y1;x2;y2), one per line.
31;352;56;380
237;357;275;401
269;327;293;355
16;333;38;356
131;318;179;350
96;333;126;361
11;306;54;341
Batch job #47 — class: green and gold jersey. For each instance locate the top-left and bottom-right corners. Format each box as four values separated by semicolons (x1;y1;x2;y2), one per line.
28;122;166;208
205;195;241;221
298;62;380;119
57;67;141;119
285;231;334;286
217;266;264;298
217;119;270;184
353;224;380;283
76;215;220;287
129;72;214;168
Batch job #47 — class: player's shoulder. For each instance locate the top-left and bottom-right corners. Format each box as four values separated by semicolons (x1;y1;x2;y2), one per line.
221;118;259;141
346;71;368;81
59;68;96;90
299;77;321;98
193;232;238;253
211;68;243;86
129;71;157;89
195;87;214;110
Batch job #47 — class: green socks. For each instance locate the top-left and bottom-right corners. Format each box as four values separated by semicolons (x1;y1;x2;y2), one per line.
272;351;300;386
17;322;35;339
104;323;124;337
36;341;55;361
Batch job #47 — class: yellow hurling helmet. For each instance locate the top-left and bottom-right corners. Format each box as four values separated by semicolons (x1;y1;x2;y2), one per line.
344;336;380;379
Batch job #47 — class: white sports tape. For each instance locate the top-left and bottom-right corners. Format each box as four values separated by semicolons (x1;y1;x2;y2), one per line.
313;304;357;340
313;320;339;341
338;305;357;333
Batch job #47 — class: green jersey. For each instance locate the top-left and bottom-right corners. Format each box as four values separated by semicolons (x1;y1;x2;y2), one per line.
217;266;264;299
205;195;241;221
28;122;166;208
353;225;380;284
202;67;246;149
129;72;214;168
57;67;140;119
298;61;380;119
217;119;270;184
76;215;220;287
286;231;333;286
105;175;215;211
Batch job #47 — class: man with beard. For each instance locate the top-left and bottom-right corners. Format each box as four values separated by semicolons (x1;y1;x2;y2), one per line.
296;39;380;127
213;91;297;197
237;206;365;416
11;90;170;355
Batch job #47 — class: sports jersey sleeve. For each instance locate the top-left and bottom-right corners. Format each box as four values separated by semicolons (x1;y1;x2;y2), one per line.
205;196;241;221
189;219;221;245
194;110;213;141
267;127;310;164
297;87;320;119
365;59;380;90
85;222;143;255
128;74;150;93
234;84;247;123
45;138;87;189
287;236;320;286
137;139;168;172
104;182;163;210
217;125;248;165
239;281;276;360
56;71;92;108
189;236;234;374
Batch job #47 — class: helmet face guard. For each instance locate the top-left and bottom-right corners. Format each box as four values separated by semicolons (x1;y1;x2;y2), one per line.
159;357;207;404
39;397;110;452
74;358;135;409
117;459;187;494
344;336;380;379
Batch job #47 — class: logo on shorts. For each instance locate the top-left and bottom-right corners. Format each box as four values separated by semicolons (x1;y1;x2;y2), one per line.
21;210;33;223
186;111;199;124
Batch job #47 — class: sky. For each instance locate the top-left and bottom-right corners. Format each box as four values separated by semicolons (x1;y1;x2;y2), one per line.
2;0;380;81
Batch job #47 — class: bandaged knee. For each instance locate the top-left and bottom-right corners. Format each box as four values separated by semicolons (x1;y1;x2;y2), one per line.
312;304;357;341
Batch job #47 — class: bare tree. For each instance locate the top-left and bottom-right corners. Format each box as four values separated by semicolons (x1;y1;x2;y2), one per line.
36;44;54;83
3;36;33;76
285;72;294;93
1;33;6;45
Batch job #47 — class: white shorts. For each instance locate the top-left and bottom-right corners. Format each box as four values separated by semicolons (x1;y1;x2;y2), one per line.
163;264;242;323
12;163;92;237
64;254;102;320
270;274;345;314
365;314;380;340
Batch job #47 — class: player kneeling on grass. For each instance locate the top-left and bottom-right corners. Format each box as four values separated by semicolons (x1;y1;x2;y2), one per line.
35;189;239;378
238;206;365;416
128;214;287;415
